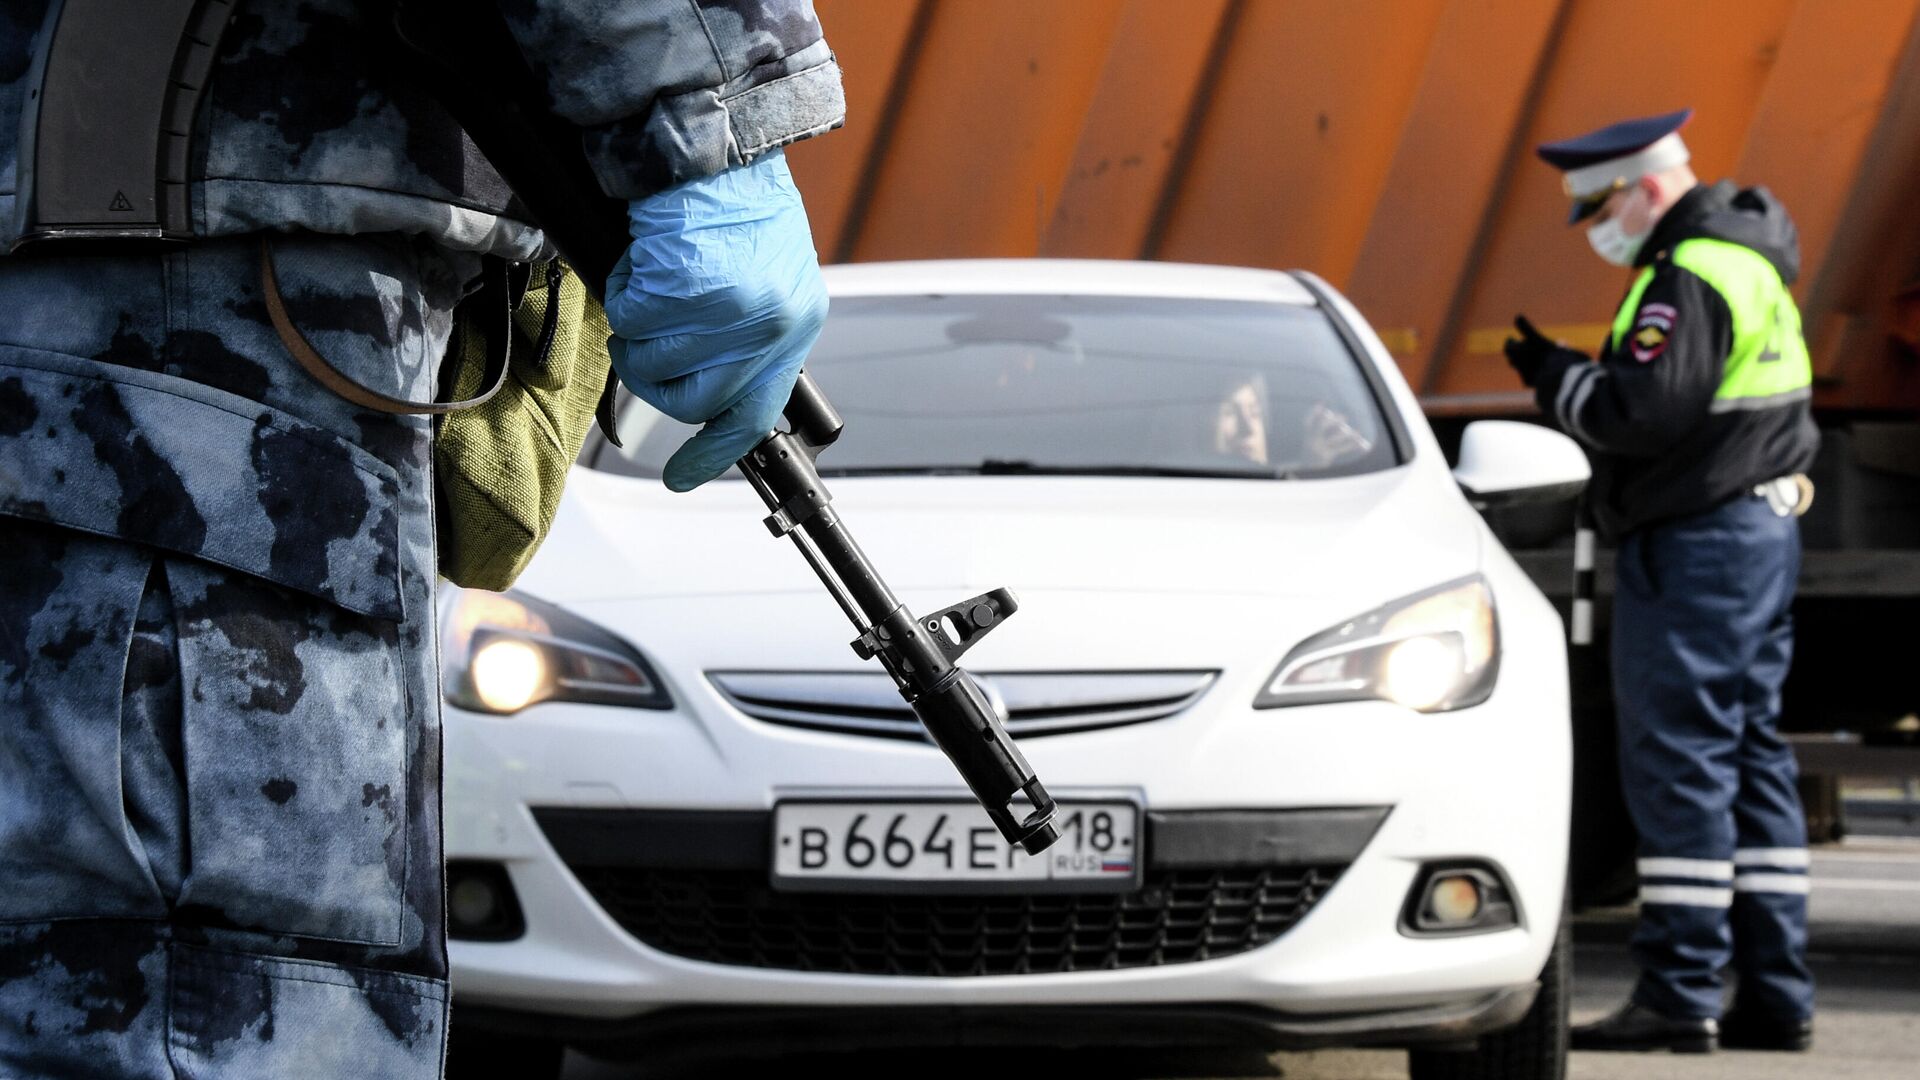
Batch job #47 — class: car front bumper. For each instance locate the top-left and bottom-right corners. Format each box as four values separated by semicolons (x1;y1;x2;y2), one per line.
445;564;1571;1032
454;986;1540;1059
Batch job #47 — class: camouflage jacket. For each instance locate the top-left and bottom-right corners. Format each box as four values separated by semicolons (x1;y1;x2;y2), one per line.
0;0;845;259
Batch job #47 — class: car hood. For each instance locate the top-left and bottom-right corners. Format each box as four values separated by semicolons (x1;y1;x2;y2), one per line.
514;465;1482;608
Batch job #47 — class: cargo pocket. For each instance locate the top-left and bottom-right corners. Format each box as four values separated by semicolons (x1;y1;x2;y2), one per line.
168;559;409;945
0;347;405;620
3;333;415;946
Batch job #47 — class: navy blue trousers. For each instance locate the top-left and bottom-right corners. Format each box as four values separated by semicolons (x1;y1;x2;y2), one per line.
1613;492;1815;1021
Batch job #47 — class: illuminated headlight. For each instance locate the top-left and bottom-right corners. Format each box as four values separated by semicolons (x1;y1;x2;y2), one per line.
1255;576;1498;713
440;587;671;715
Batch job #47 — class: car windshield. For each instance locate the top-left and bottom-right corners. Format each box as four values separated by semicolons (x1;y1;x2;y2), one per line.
593;293;1402;481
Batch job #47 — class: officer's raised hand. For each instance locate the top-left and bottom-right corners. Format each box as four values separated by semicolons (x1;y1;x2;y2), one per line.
1503;315;1561;387
605;149;829;492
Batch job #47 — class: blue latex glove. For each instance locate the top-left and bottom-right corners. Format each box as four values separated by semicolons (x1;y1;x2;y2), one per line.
605;149;829;491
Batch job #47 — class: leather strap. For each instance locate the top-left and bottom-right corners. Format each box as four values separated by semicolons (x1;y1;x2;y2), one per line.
595;365;624;447
260;235;510;415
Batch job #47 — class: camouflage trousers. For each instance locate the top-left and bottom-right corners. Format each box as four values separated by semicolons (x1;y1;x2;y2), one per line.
0;233;476;1078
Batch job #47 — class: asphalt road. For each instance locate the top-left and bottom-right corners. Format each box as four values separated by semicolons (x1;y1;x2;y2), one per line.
560;838;1920;1079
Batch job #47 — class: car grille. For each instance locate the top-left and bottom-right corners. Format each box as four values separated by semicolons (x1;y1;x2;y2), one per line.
568;865;1345;977
706;670;1218;741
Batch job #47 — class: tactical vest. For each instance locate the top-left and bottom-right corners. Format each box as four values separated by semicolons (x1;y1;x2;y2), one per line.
1610;237;1813;414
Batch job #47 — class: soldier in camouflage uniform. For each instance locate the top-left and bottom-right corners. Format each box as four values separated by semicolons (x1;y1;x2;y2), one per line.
0;2;843;1077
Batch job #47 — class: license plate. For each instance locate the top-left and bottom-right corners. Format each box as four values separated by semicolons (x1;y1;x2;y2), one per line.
771;801;1141;893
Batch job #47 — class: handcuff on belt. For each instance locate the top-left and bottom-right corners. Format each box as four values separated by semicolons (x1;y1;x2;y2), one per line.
1755;474;1815;518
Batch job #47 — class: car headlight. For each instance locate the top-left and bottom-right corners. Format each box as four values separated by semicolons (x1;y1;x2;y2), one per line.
440;587;671;714
1255;575;1498;713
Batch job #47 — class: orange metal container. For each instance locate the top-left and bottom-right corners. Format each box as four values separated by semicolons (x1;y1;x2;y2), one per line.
793;0;1920;413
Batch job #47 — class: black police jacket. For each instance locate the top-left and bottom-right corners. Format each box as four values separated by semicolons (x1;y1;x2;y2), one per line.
1531;183;1822;539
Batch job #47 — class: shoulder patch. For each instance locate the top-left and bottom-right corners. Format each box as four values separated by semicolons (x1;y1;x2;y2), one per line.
1631;303;1675;362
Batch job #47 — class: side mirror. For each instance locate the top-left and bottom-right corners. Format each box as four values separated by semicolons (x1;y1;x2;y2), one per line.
1453;420;1590;508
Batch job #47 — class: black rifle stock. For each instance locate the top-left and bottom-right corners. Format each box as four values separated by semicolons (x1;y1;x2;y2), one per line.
389;1;1061;853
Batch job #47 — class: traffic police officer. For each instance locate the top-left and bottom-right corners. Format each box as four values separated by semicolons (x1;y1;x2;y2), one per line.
0;2;842;1077
1506;109;1821;1053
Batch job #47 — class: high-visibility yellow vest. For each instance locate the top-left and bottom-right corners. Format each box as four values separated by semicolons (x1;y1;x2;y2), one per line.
1610;238;1813;413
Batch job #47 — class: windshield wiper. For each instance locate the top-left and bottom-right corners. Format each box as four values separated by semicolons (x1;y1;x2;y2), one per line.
815;461;1290;479
817;461;1285;479
814;464;992;478
977;459;1286;479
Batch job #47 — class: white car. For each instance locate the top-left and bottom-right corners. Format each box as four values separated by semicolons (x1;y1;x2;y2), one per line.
438;260;1587;1079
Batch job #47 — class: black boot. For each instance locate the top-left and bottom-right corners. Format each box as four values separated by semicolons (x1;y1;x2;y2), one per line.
1719;1008;1813;1051
1571;1000;1717;1053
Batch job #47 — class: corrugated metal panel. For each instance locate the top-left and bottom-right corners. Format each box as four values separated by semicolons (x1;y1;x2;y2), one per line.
792;0;1920;412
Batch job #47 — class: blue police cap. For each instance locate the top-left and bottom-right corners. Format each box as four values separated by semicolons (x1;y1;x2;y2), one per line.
1537;108;1693;223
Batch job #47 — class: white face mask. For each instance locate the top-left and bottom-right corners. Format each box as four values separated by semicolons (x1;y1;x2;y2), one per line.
1585;188;1651;267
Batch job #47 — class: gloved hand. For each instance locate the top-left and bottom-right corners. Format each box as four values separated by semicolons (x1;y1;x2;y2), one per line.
604;149;828;491
1503;315;1558;387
